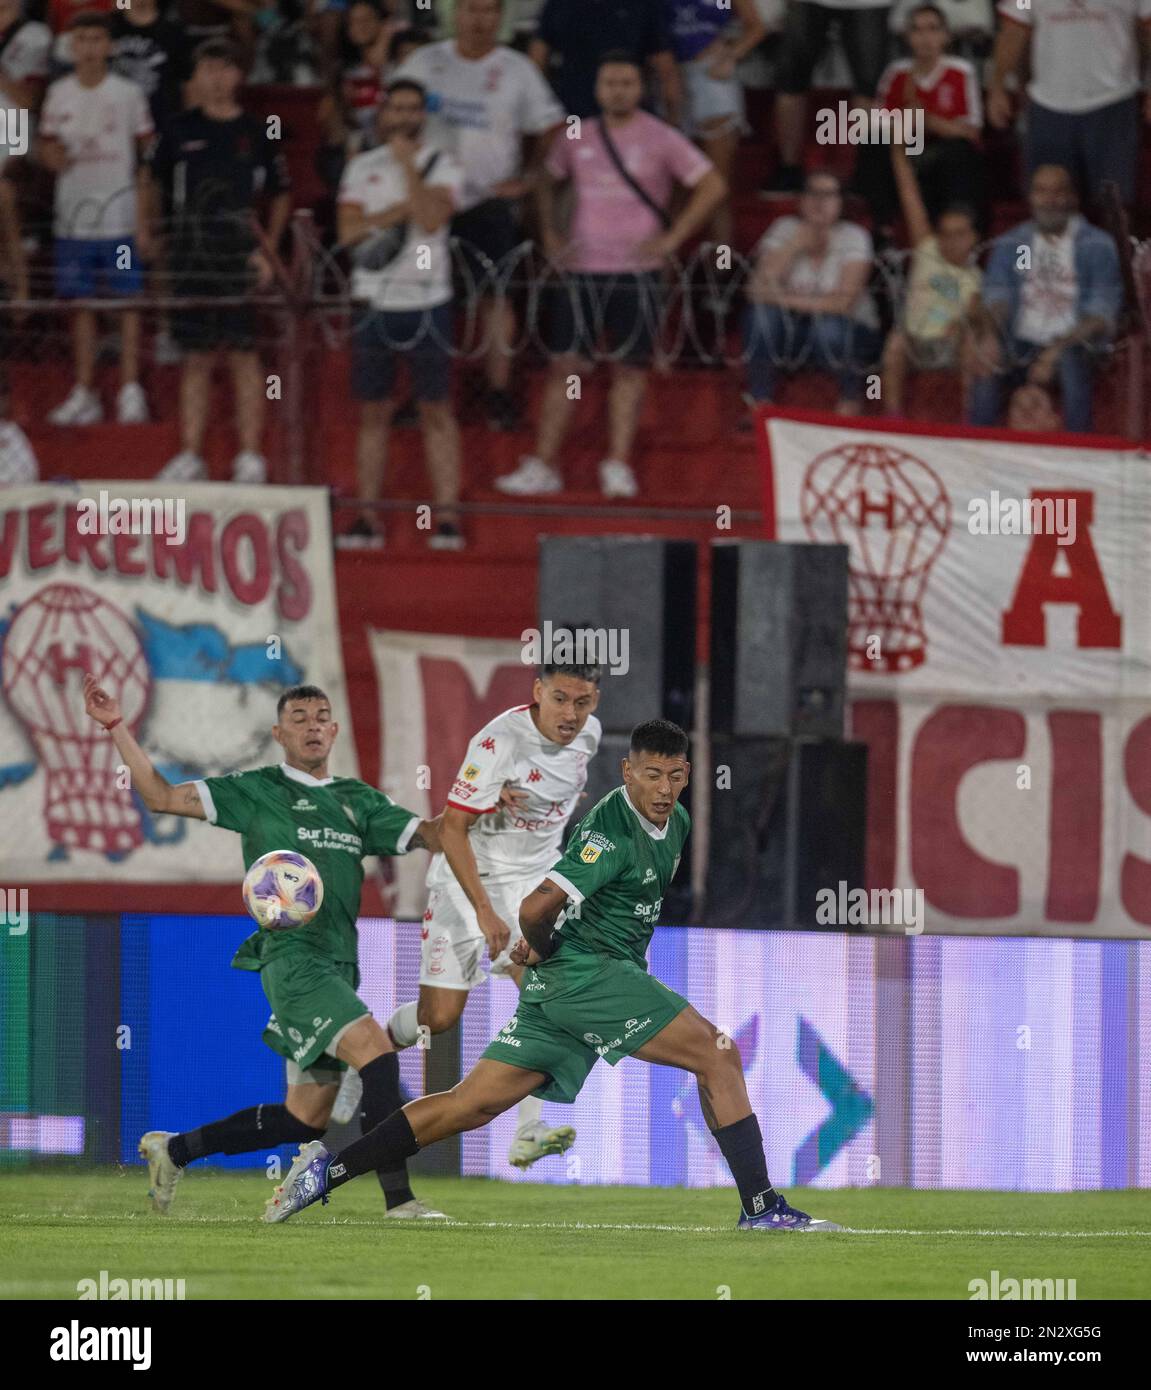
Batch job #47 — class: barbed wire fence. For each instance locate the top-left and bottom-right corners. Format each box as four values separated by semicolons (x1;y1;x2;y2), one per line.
4;189;1148;487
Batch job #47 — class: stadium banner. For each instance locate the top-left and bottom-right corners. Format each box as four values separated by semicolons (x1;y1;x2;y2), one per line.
758;408;1151;938
368;628;530;919
0;483;355;885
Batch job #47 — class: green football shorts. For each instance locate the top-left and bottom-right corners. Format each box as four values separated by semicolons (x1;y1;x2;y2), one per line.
255;950;367;1072
481;952;691;1103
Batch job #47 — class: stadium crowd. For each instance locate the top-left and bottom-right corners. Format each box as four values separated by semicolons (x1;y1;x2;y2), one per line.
0;0;1143;545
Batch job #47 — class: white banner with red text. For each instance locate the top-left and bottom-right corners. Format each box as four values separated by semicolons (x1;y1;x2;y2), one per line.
0;482;354;883
760;410;1151;937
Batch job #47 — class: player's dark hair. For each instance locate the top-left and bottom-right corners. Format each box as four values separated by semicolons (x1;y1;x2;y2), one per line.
541;662;603;685
629;719;689;761
597;49;642;74
277;685;331;717
69;10;112;33
386;77;428;104
539;621;604;685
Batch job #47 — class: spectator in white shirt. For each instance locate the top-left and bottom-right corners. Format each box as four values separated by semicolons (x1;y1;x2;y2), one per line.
38;13;153;427
397;0;564;430
987;0;1151;211
744;169;882;414
337;78;467;550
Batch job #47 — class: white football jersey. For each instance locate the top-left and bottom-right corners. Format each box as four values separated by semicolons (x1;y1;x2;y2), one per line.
428;704;602;888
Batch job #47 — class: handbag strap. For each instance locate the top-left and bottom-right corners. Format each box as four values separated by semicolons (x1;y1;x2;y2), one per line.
597;120;672;231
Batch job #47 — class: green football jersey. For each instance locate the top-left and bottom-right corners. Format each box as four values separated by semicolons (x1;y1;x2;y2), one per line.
544;786;689;969
196;764;420;966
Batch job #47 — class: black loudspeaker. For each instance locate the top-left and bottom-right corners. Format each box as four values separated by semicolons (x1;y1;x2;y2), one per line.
702;736;867;930
538;537;696;734
566;731;693;923
710;541;848;739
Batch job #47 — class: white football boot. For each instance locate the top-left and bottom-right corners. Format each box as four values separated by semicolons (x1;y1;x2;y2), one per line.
138;1131;182;1215
508;1123;577;1170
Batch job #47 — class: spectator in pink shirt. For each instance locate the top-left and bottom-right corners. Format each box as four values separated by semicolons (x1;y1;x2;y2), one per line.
495;50;724;499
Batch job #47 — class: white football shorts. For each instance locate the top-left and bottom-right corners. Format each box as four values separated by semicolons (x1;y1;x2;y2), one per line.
419;875;541;990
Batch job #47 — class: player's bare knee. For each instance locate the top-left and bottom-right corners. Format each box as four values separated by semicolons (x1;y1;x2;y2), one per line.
696;1031;743;1082
417;994;465;1034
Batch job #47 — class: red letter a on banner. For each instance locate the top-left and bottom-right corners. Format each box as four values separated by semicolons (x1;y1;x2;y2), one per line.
1001;491;1121;647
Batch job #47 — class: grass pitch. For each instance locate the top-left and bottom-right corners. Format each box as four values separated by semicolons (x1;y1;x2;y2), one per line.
2;1170;1148;1300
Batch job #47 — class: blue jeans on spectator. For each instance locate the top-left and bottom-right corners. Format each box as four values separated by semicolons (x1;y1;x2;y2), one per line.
967;336;1101;434
744;304;881;404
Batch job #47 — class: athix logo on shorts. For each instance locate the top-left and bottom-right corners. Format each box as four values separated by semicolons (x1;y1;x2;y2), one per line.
815;881;925;935
519;621;630;676
815;100;924;156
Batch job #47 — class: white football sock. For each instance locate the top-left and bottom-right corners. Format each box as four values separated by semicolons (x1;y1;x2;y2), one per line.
388;1001;421;1049
516;1094;543;1135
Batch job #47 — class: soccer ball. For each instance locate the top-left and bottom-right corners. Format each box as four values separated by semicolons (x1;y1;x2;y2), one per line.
242;850;324;930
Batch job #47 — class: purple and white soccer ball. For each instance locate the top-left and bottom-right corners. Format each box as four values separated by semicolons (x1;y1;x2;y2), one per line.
242;850;324;930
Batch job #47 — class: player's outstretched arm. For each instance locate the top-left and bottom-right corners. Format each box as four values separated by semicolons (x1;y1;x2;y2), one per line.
82;672;206;820
512;880;568;966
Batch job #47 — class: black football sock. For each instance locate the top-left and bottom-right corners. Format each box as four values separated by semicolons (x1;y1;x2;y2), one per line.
167;1104;325;1168
329;1109;419;1190
711;1113;777;1218
358;1053;415;1209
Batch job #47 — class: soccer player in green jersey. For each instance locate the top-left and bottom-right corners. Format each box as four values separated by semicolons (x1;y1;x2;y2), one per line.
264;718;842;1231
82;673;448;1220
